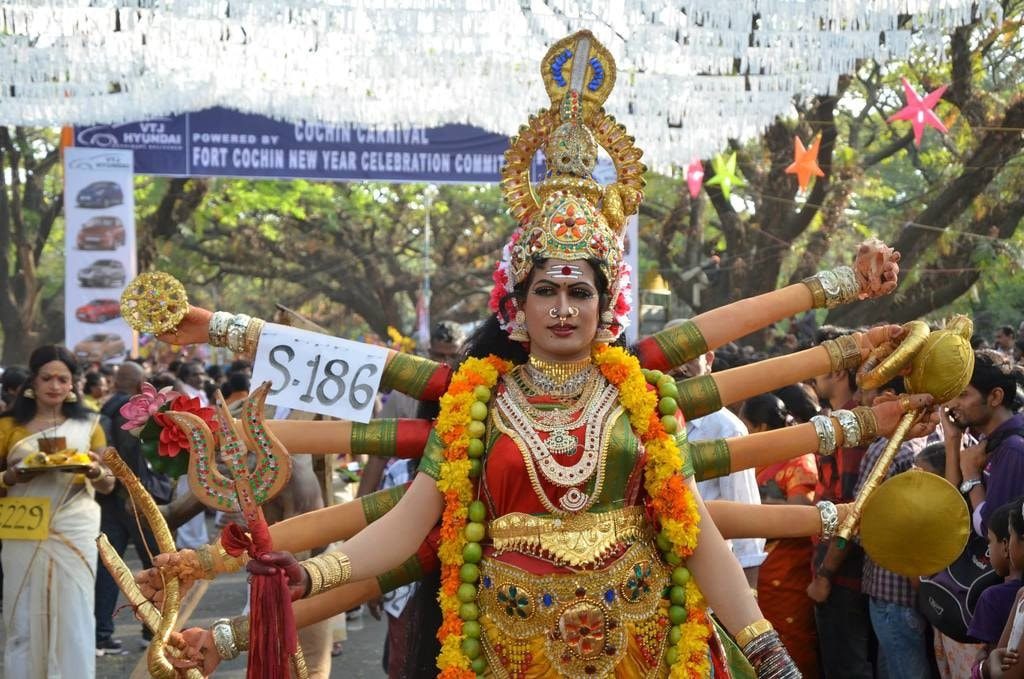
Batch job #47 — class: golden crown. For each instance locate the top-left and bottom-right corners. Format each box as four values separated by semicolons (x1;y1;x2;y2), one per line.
491;31;647;342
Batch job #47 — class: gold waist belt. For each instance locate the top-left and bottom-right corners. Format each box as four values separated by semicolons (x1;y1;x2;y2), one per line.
477;541;669;679
487;505;650;568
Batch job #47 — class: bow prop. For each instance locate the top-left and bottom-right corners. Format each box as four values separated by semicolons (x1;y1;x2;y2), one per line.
164;382;306;679
96;450;204;679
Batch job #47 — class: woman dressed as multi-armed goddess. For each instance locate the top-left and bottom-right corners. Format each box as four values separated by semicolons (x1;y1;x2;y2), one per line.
127;31;938;679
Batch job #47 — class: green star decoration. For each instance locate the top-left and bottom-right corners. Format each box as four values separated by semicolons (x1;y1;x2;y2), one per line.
705;152;745;200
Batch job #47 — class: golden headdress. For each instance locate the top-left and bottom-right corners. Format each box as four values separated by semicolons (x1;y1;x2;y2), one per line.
489;31;646;342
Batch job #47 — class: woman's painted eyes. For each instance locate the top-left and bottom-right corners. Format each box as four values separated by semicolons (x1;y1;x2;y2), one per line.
531;285;595;299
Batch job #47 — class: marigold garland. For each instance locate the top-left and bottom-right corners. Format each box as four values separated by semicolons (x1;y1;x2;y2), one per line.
593;345;712;678
434;355;510;679
434;347;711;678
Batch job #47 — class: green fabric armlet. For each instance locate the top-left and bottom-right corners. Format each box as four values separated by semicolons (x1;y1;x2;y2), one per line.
360;485;408;524
690;439;732;482
677;374;723;421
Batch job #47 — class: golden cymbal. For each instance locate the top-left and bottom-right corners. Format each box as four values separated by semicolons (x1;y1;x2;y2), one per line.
120;272;188;335
860;470;969;577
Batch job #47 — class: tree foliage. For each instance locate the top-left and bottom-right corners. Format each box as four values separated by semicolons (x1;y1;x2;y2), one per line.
0;127;65;364
639;1;1024;333
0;4;1022;359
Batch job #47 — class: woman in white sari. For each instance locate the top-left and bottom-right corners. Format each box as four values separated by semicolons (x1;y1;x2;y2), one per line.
0;346;114;679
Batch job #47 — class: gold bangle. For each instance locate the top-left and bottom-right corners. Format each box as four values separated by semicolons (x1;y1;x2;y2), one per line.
802;275;827;309
243;318;265;356
229;615;250;652
834;334;862;371
852;406;878;443
302;551;352;597
735;618;775;649
821;339;844;372
195;544;216;579
321;552;352;590
0;471;10;489
304;560;324;598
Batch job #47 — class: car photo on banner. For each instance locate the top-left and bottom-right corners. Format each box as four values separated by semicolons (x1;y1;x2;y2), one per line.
75;298;121;323
64;148;136;367
73;332;127;363
78;259;126;288
75;180;124;208
77;215;125;250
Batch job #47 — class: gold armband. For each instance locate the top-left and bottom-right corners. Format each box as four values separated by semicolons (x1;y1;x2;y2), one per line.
852;406;878;443
195;542;250;580
821;334;862;372
803;267;859;309
229;614;250;653
734;618;775;649
301;551;352;598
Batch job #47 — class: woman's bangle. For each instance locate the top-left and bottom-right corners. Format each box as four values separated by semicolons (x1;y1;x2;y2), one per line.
226;314;252;354
229;615;250;653
803;266;858;309
243;318;265;355
208;311;234;347
0;470;12;489
301;551;352;598
735;619;774;649
816;501;839;540
821;335;862;372
851;406;878;443
740;626;802;678
811;415;837;456
211;618;239;660
832;410;863;448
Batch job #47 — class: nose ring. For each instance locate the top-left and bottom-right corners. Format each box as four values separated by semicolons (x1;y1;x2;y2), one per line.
567;306;580;317
548;308;561;319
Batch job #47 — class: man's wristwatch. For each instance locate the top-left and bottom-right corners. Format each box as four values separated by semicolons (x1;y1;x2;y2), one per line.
959;477;983;494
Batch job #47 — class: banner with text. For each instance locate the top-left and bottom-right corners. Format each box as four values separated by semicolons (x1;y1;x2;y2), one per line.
64;148;137;365
74;107;535;184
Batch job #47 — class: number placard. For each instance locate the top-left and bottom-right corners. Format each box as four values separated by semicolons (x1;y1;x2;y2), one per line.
251;323;388;423
0;496;51;540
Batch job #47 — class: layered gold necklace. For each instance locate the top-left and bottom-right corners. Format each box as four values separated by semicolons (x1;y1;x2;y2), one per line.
523;355;595;397
495;367;621;514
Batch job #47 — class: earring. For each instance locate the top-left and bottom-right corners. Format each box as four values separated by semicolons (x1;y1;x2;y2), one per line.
509;310;530;343
64;392;78;403
22;388;35;399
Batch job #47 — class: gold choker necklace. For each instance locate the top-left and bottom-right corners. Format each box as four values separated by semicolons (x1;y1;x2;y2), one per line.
527;355;593;386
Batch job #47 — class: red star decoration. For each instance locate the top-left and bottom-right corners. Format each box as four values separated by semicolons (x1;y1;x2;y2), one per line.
785;134;825;192
887;77;949;147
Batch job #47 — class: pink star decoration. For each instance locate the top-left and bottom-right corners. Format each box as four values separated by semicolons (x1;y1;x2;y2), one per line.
887;77;949;147
685;157;704;198
785;134;825;192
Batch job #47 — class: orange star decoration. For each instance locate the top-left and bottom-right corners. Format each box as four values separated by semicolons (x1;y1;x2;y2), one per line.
785;134;825;192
